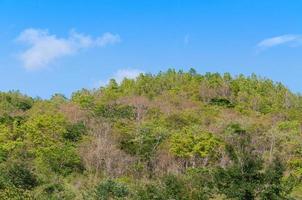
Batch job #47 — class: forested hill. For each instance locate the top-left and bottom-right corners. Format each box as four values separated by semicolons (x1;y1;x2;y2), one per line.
0;69;302;199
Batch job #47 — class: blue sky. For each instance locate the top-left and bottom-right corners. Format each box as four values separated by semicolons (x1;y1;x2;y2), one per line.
1;0;302;98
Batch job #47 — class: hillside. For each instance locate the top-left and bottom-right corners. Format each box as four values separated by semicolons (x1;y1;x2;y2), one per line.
0;69;301;199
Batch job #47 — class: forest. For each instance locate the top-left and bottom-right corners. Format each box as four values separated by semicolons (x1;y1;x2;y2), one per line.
0;69;301;199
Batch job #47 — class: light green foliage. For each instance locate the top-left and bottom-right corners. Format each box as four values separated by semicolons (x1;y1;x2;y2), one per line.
0;187;31;200
101;79;122;101
277;120;300;135
170;126;221;160
0;69;301;199
288;158;302;178
35;144;82;175
50;93;68;105
71;89;95;109
21;114;67;147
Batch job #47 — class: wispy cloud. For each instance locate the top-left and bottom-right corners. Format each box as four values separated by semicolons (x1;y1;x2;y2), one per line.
96;32;121;47
257;34;302;50
16;28;121;70
96;68;144;87
114;69;144;83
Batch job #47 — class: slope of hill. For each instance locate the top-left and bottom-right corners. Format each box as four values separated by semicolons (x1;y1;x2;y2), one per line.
0;69;301;199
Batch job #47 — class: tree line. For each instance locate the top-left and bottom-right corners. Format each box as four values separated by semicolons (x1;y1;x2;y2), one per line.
0;69;301;199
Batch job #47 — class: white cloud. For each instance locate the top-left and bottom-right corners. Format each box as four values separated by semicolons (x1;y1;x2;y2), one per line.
114;69;143;83
96;32;121;47
257;34;302;50
96;68;144;87
16;28;121;70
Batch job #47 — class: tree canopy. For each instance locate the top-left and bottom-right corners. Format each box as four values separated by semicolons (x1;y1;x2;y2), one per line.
0;69;301;199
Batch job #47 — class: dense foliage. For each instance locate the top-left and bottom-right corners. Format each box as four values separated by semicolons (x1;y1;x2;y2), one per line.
0;69;302;199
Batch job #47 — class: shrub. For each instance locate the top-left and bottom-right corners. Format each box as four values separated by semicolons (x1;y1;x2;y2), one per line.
134;183;165;200
162;174;187;200
7;163;37;190
94;179;129;200
95;104;136;120
209;98;234;108
63;122;86;142
36;145;82;176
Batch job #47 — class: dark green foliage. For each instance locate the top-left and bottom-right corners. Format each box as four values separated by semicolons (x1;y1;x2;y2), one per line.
44;182;65;195
135;183;165;200
214;130;263;199
260;158;296;200
93;179;129;200
6;163;37;190
0;91;33;113
215;130;293;200
209;98;234;108
214;158;263;199
0;148;7;163
225;123;247;135
162;174;187;200
134;175;188;200
185;168;215;200
0;69;301;198
63;122;86;142
0;173;10;190
37;145;82;176
0;115;25;127
95;104;136;120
